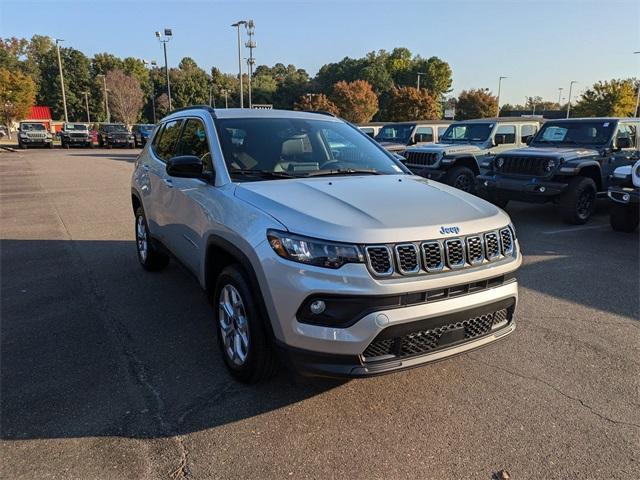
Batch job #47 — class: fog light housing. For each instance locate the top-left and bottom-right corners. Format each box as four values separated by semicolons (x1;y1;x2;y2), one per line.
622;193;630;201
310;300;326;315
539;186;546;193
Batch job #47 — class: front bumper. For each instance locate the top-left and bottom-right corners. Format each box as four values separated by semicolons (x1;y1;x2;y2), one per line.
608;186;640;205
20;137;52;144
409;167;446;181
479;174;568;201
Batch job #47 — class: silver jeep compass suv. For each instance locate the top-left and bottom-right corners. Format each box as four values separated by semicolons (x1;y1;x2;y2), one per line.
131;106;521;383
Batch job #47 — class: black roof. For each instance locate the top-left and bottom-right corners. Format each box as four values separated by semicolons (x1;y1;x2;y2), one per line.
452;117;544;124
379;120;453;126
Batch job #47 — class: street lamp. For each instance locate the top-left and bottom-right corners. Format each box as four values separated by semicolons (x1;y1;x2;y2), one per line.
496;76;507;117
97;74;110;123
231;20;247;108
566;80;578;118
83;91;90;123
557;87;563;106
245;20;256;108
143;60;158;123
221;89;229;108
634;52;640;117
55;39;69;122
416;72;427;90
155;29;173;111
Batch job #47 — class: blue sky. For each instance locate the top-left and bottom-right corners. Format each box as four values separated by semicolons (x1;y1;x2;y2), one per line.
2;0;639;104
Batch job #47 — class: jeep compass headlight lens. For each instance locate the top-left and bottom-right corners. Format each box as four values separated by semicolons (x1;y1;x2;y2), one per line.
267;230;364;269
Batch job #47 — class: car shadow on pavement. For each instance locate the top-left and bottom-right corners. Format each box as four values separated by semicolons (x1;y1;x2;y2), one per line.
506;201;639;321
69;152;139;163
0;239;342;441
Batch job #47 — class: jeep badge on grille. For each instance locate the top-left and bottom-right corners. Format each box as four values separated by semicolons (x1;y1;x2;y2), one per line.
439;226;460;235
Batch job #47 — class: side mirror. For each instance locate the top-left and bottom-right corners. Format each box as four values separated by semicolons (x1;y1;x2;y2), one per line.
616;136;632;149
166;155;205;179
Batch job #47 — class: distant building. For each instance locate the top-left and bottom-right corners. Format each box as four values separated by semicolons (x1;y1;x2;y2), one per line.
21;106;64;133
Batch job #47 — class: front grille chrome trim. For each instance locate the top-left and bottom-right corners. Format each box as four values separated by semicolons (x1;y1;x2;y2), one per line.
499;227;514;255
394;243;421;274
421;241;444;272
483;231;501;261
444;238;466;269
365;246;394;277
465;235;485;265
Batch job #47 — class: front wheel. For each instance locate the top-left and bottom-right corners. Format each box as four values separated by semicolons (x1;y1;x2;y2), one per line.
443;166;476;194
610;203;639;232
558;176;597;224
134;207;169;271
214;265;278;383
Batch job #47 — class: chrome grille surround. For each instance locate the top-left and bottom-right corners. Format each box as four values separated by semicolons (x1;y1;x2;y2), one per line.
403;151;439;168
394;244;420;274
365;246;394;277
421;241;444;272
444;239;465;269
363;226;516;278
466;236;484;265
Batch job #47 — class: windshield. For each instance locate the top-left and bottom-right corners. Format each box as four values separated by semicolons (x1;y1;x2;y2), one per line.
531;121;615;147
21;123;46;131
440;123;493;143
65;124;87;131
375;124;415;144
215;117;405;180
104;124;128;133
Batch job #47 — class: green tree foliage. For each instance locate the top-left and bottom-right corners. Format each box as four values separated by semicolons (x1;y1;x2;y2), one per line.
0;68;36;133
456;89;498;120
572;79;638;117
170;57;210;107
293;93;339;115
331;80;378;123
381;86;441;121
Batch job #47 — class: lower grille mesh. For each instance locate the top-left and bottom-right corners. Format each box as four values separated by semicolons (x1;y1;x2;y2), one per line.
362;308;511;361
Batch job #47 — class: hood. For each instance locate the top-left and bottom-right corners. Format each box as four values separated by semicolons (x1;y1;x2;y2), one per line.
407;143;484;156
378;141;408;152
501;146;599;161
235;175;510;244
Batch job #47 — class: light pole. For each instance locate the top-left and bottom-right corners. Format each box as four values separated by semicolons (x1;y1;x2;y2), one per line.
143;60;158;123
221;89;229;108
55;39;68;122
83;91;90;123
416;72;426;90
231;20;247;108
566;80;577;118
557;87;563;107
496;76;507;117
634;52;640;117
97;74;110;123
245;20;256;108
155;29;173;111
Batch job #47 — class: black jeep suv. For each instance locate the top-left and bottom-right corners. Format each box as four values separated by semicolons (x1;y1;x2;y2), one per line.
479;118;640;224
97;123;135;148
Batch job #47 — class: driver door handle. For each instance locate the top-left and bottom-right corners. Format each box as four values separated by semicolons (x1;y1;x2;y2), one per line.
163;178;173;188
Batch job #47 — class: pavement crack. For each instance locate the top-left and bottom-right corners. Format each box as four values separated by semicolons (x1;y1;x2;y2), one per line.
470;355;640;430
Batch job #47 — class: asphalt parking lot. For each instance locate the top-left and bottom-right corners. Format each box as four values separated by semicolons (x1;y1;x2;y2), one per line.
1;148;638;479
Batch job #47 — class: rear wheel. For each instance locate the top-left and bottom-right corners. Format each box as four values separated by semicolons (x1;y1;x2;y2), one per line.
134;207;169;271
444;166;476;193
610;203;639;232
214;265;278;383
558;176;597;224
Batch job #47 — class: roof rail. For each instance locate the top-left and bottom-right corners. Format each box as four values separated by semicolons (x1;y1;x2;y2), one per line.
311;110;337;117
167;105;217;118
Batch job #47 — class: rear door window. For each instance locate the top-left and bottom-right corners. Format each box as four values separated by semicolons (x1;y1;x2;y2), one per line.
495;125;516;144
415;126;434;143
154;119;183;162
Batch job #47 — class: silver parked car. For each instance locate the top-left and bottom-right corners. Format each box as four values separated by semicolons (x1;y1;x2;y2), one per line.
131;107;521;383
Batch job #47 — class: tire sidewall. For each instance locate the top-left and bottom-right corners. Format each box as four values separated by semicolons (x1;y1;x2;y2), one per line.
134;207;152;267
447;166;476;193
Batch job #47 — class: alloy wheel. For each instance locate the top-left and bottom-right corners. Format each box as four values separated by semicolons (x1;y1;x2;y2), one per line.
218;284;250;366
136;215;148;262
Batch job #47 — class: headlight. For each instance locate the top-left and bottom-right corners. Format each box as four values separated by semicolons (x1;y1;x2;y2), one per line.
267;230;364;269
544;159;557;172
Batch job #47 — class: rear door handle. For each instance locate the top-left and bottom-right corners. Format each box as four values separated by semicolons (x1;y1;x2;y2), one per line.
163;178;173;187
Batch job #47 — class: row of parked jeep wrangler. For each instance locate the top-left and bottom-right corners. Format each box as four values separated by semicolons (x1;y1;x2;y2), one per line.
16;121;155;149
362;117;639;231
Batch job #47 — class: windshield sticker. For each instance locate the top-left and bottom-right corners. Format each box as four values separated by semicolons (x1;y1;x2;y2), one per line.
603;122;609;127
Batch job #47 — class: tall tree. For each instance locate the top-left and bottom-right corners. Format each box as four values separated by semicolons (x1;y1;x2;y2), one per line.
0;68;36;137
381;86;441;121
293;93;339;115
455;89;498;120
331;80;378;123
105;69;144;125
572;79;637;117
170;57;209;108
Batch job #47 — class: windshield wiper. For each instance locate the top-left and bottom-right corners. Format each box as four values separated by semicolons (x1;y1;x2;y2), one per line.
229;169;296;179
304;168;382;177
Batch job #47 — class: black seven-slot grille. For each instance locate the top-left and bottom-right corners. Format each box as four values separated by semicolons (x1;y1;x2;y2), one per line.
365;227;514;277
500;156;547;176
362;306;512;361
402;151;439;167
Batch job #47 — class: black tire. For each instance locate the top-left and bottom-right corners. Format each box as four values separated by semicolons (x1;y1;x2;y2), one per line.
98;137;103;148
214;265;278;383
48;142;54;149
443;165;476;194
558;176;597;224
63;141;69;149
134;206;169;271
610;203;639;232
18;141;26;149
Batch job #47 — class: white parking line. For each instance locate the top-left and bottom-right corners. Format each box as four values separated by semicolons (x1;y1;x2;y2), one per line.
542;224;609;235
